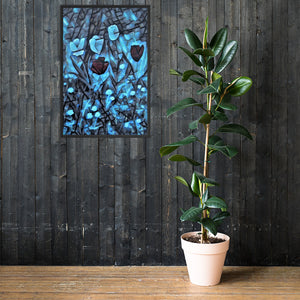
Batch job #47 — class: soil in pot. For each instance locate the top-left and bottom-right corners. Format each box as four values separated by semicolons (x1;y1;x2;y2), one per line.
183;233;225;244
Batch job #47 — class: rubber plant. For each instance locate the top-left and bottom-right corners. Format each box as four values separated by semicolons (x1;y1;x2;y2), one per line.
159;18;253;243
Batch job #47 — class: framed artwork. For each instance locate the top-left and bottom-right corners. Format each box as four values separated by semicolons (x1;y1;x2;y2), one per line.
61;6;149;136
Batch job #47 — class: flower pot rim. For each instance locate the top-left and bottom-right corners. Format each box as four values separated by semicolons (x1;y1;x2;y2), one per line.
181;231;230;255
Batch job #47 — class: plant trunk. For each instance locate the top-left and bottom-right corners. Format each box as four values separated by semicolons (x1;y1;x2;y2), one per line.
201;92;212;243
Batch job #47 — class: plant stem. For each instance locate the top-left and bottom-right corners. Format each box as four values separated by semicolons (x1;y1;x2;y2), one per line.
201;81;213;243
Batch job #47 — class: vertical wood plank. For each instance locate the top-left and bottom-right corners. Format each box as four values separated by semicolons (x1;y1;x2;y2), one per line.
128;0;147;266
160;0;178;265
79;0;100;267
50;0;68;265
254;0;273;265
175;0;193;264
239;0;257;266
0;0;2;264
271;0;288;265
222;0;241;265
287;0;300;266
16;0;36;265
1;0;19;264
145;0;162;265
64;0;100;265
2;0;36;264
113;0;131;266
34;0;52;265
97;0;115;266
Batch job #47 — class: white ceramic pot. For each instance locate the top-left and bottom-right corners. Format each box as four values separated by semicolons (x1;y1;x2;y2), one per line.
181;231;230;286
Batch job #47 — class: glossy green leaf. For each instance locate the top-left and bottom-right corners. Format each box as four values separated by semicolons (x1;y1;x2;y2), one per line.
212;72;222;81
191;173;200;195
203;17;208;49
182;70;205;82
215;40;238;73
227;76;253;96
175;176;198;197
218;94;237;111
167;98;203;117
207;57;215;71
212;110;228;121
205;196;227;209
193;48;215;57
210;27;228;56
199;113;212;124
175;176;189;187
159;135;198;157
217;123;253;140
201;218;217;235
189;77;206;85
168;154;201;166
180;207;203;222
226;146;239;158
198;77;222;95
184;28;203;50
169;69;182;76
202;189;208;203
194;171;219;186
212;211;230;226
208;136;238;158
189;120;199;130
179;47;202;67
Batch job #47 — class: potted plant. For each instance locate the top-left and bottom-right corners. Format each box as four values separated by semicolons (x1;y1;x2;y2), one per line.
159;18;253;286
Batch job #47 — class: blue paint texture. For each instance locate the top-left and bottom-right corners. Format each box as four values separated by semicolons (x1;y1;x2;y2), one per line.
63;7;148;135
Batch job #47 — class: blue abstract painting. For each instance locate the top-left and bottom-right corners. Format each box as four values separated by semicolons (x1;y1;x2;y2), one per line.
62;6;149;136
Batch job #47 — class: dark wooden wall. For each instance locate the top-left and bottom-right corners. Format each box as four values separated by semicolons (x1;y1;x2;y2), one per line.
0;0;299;266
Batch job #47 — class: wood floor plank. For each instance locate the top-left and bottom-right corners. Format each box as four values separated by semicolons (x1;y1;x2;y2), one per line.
0;266;299;299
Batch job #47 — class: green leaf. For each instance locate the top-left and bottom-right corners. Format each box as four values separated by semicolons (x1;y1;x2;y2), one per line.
193;48;215;57
217;94;237;111
189;119;199;130
189;77;206;85
180;207;203;222
184;28;203;50
208;135;238;158
169;69;182;76
201;218;217;235
203;17;208;49
212;110;228;121
202;189;208;203
207;57;215;71
212;211;230;223
175;176;189;187
205;196;227;209
199;113;212;124
226;146;239;158
227;76;253;96
213;211;230;226
159;146;178;157
210;27;228;56
168;154;201;166
194;171;219;186
191;173;200;195
217;123;253;140
179;47;202;67
175;176;198;197
215;40;238;73
198;77;222;95
212;72;222;81
182;70;205;82
167;98;203;117
159;135;198;157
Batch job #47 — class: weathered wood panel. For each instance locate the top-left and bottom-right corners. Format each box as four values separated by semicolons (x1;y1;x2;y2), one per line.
0;0;299;266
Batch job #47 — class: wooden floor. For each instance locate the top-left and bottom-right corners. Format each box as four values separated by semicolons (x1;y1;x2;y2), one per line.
0;266;299;299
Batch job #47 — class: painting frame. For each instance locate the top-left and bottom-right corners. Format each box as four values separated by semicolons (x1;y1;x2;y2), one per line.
60;5;150;137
